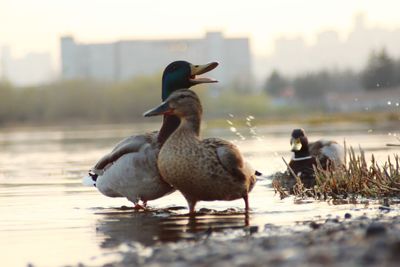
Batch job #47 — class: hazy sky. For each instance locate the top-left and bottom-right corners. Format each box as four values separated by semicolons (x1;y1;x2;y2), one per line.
1;0;400;67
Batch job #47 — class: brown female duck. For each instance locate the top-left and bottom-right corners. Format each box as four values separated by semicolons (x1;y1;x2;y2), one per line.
144;89;257;214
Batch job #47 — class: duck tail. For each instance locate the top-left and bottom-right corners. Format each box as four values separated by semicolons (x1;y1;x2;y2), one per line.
82;171;97;187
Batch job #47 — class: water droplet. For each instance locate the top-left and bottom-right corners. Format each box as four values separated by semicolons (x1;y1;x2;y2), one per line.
226;120;233;125
354;98;358;102
228;113;234;118
388;132;392;136
230;127;237;133
387;101;392;105
367;129;373;133
396;103;399;107
376;83;380;87
365;107;369;111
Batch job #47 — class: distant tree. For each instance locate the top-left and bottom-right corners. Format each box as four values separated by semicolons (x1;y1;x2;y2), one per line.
395;58;400;86
265;70;288;97
361;49;397;90
0;81;15;124
329;69;361;92
293;71;330;101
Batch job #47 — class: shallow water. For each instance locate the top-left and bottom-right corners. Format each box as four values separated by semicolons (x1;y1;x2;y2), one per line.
0;123;399;267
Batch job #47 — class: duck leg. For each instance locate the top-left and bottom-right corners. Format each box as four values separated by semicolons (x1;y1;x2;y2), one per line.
187;200;197;215
243;194;249;213
133;202;146;210
182;194;198;214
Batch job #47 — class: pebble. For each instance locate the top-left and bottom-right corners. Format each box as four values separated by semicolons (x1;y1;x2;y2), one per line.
365;223;387;237
198;208;214;213
244;226;258;235
325;218;340;223
309;221;320;230
389;240;400;260
344;213;352;219
379;206;391;212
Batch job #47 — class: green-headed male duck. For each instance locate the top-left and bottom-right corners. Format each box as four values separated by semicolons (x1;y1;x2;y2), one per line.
290;128;344;172
289;129;318;187
83;61;219;208
144;89;257;214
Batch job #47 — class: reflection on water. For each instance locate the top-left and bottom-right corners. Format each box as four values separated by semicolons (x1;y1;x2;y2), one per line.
96;208;249;248
0;123;399;266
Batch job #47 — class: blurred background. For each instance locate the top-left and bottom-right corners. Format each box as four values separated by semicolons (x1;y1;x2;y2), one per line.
1;2;400;266
0;0;399;126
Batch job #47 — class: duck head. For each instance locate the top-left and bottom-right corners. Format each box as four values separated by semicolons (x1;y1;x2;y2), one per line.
290;128;310;156
145;89;202;119
162;61;218;101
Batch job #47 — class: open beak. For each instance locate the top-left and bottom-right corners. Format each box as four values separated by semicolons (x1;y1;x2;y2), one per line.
143;101;173;117
291;138;302;151
189;62;219;84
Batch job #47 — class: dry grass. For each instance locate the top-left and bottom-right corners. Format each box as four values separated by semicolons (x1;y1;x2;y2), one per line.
273;144;400;201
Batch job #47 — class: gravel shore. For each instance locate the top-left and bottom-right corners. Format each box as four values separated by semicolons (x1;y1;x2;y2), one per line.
74;210;400;267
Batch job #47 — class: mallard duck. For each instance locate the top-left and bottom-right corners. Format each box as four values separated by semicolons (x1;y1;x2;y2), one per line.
290;128;344;170
83;61;219;208
144;89;257;214
289;129;318;187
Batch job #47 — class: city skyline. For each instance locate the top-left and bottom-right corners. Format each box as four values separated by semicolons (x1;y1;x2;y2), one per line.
1;1;400;61
1;1;400;85
60;32;251;88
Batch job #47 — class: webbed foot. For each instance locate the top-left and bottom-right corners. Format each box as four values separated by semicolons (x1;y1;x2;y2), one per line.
133;203;146;210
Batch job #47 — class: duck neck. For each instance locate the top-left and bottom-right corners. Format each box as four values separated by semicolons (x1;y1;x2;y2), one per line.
164;111;202;145
158;115;180;146
293;148;311;159
158;83;180;146
177;114;201;137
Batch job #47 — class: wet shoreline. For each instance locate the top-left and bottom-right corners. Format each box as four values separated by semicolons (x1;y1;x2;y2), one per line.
2;125;399;267
66;207;400;267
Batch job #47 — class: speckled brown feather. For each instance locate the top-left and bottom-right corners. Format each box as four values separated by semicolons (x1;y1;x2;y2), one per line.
155;90;256;212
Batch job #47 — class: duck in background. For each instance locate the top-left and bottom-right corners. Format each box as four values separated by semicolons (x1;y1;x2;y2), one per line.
289;128;344;186
83;61;219;209
144;89;257;214
291;128;344;169
289;129;318;187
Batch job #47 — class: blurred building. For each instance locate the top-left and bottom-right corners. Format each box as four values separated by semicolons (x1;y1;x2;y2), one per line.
60;32;252;88
0;46;53;86
256;13;400;80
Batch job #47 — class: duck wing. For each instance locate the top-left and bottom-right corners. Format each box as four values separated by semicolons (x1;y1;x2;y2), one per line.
202;138;257;192
309;140;344;167
92;131;158;172
202;138;247;181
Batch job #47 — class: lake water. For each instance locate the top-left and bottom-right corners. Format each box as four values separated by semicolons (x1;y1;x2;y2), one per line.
1;122;399;267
